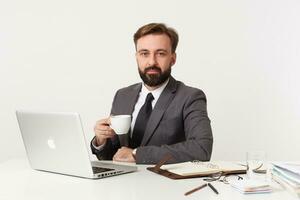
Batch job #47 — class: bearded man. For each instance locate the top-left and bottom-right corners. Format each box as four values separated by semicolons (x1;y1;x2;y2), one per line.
91;23;213;164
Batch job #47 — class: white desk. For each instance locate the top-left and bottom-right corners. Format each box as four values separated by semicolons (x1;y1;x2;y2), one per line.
0;159;297;200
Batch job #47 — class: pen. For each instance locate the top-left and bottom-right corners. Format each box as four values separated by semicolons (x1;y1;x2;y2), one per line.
208;183;219;195
184;183;207;196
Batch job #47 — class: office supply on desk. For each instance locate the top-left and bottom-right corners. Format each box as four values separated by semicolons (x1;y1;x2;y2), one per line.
230;179;272;194
184;183;207;196
208;183;219;194
147;156;246;179
271;162;300;198
16;110;137;179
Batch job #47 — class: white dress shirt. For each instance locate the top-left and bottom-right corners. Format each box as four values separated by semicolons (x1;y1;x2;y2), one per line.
130;79;169;137
93;79;169;149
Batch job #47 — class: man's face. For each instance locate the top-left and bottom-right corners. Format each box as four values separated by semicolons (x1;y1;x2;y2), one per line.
135;34;176;87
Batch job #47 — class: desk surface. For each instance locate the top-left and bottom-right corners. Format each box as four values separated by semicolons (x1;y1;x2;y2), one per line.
0;159;297;200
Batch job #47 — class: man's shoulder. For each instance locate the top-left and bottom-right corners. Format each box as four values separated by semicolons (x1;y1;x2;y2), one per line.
173;81;207;106
176;81;205;96
115;82;141;94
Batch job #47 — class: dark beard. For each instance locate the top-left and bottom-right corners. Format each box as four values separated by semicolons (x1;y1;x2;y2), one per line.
138;66;171;87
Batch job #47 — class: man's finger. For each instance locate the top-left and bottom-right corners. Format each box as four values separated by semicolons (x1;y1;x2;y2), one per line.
97;118;110;125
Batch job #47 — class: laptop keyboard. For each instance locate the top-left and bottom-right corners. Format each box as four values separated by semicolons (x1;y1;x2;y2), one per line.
92;166;114;174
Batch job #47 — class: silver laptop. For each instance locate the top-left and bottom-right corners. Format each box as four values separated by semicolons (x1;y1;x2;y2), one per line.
16;110;137;179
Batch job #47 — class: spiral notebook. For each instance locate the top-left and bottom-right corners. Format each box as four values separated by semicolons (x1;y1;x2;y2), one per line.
147;155;247;179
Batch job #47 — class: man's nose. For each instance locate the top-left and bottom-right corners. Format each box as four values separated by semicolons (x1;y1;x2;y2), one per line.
147;54;158;66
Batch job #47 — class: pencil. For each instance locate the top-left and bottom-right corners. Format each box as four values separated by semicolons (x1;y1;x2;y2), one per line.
184;183;207;196
208;183;219;195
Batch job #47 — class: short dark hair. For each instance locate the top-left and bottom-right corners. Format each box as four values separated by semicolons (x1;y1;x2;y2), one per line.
133;23;179;53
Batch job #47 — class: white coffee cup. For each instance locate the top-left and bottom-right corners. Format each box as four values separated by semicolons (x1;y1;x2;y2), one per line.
110;115;131;135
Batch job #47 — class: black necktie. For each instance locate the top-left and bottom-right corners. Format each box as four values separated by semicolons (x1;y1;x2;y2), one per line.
131;93;154;148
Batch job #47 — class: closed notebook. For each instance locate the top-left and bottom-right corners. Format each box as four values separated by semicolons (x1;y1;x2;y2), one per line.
230;180;272;194
147;160;247;179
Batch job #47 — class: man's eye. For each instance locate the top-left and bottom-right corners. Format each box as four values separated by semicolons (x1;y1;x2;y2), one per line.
158;52;166;56
140;52;149;56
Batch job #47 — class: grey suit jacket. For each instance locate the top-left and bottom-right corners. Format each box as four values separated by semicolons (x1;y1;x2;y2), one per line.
91;76;213;164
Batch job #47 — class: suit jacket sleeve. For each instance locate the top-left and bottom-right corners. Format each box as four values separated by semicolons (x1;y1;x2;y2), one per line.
136;89;213;164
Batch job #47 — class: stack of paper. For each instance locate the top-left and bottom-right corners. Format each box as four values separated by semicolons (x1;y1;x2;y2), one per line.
271;162;300;198
230;180;272;194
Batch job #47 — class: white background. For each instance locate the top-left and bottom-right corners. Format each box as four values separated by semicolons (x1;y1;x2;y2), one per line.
1;0;299;163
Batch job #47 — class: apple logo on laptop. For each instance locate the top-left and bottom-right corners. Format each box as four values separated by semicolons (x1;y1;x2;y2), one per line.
47;138;56;149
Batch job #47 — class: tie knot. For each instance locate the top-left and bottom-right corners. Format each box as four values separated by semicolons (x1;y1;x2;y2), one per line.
145;93;154;103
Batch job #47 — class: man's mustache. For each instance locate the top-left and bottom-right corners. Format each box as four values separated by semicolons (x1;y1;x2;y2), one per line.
144;66;162;73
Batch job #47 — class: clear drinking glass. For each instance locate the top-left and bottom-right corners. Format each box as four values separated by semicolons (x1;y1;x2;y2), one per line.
246;150;267;180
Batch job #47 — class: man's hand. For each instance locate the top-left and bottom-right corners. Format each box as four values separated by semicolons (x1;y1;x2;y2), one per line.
93;118;116;146
113;147;136;163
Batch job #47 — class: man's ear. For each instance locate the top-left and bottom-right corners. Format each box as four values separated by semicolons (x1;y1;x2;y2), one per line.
135;52;138;59
171;53;177;66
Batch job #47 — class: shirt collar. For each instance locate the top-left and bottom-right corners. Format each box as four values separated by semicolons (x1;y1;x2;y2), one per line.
141;79;169;100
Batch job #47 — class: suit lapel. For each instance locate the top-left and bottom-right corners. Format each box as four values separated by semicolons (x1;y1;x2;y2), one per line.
117;83;141;147
141;77;177;146
125;84;142;114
